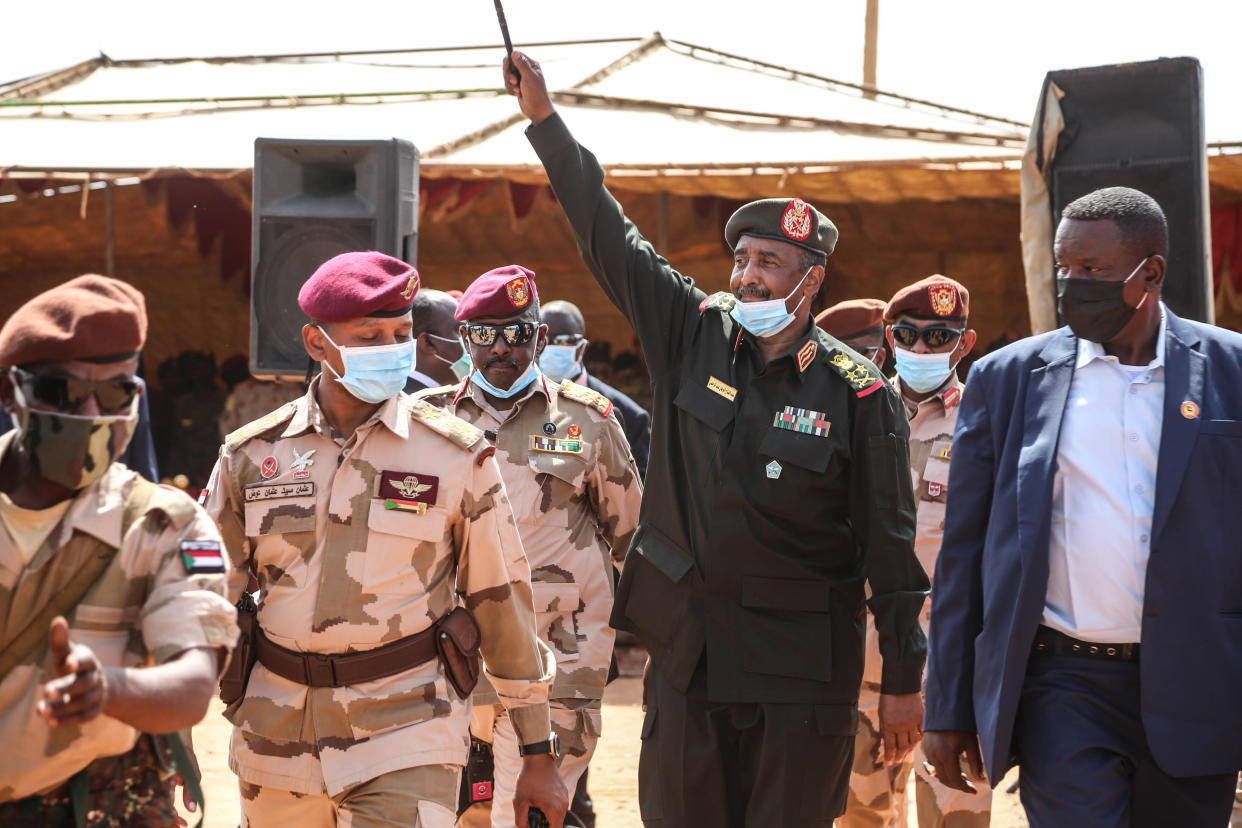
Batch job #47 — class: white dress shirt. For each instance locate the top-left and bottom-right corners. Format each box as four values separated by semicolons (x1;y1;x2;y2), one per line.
1043;307;1167;643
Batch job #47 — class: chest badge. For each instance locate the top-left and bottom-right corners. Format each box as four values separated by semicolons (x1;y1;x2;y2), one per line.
773;406;830;437
567;424;581;438
260;455;279;479
765;460;782;479
1181;400;1199;419
531;435;584;454
707;376;737;402
290;448;316;480
379;470;440;513
543;421;557;435
180;540;225;574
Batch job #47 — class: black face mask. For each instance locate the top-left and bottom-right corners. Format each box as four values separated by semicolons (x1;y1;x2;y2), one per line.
1057;257;1151;344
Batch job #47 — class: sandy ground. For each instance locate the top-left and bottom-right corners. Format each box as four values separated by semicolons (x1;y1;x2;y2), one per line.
183;672;1029;828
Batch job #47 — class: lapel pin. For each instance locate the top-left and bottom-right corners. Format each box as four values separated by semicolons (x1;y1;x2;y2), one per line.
1180;400;1199;420
765;460;782;479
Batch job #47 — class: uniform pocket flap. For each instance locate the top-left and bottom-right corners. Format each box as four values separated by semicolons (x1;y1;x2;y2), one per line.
531;581;581;613
244;497;315;537
528;450;586;485
635;525;694;584
758;427;833;473
742;576;832;611
673;380;735;432
366;500;447;541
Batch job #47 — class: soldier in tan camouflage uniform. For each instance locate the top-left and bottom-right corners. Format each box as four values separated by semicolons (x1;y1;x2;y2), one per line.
0;276;237;825
418;266;642;828
202;252;568;828
830;278;990;828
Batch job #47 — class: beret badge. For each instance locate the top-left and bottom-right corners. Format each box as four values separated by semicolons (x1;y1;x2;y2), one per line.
781;198;813;242
506;277;531;308
400;276;418;302
927;283;958;317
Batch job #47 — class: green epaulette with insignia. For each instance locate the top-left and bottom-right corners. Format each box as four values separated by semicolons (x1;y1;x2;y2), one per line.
558;379;614;417
224;402;298;451
410;398;485;450
698;291;737;313
826;349;885;398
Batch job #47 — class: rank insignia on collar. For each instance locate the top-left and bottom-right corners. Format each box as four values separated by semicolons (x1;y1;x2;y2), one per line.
796;340;817;373
773;406;830;437
260;455;279;479
765;460;782;479
531;435;583;454
928;482;943;497
379;470;440;509
180;540;225;574
942;387;962;410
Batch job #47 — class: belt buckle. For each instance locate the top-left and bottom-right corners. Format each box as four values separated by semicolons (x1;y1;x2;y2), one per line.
304;653;337;687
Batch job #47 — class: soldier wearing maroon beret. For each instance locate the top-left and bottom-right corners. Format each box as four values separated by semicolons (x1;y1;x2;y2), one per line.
0;275;236;823
839;274;988;828
815;298;890;371
202;251;566;828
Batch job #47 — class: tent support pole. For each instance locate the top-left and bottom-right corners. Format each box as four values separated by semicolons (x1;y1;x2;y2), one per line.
863;0;879;99
104;181;115;277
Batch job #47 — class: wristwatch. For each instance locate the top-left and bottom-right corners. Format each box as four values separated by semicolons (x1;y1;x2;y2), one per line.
518;732;561;760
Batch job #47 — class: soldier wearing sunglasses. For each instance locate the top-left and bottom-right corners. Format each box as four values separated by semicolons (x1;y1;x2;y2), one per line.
0;275;236;825
417;265;642;828
842;275;989;828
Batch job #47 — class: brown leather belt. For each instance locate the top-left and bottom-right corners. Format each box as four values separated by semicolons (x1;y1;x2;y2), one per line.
255;625;439;688
1032;625;1140;662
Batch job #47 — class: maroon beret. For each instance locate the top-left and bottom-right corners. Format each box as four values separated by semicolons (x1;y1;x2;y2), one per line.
0;274;147;368
455;265;538;321
815;298;887;339
885;275;970;322
297;251;419;323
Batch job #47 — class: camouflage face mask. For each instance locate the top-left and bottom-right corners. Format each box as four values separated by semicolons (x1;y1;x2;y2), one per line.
11;383;142;490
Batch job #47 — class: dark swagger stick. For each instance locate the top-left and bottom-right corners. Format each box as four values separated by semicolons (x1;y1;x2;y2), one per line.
493;0;521;84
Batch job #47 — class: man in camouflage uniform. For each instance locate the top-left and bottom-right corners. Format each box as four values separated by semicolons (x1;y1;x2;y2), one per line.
837;276;990;828
0;275;237;824
202;252;568;828
417;266;642;828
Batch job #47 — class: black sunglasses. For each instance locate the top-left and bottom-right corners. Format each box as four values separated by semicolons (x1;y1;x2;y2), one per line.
890;323;965;349
465;322;536;347
10;367;143;412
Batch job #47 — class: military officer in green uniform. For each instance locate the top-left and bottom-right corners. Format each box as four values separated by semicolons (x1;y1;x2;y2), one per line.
503;52;930;826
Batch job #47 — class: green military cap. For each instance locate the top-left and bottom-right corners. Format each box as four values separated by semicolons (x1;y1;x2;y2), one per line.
724;197;838;258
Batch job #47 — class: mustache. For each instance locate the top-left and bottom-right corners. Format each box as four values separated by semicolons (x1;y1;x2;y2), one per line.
484;356;520;370
736;285;772;300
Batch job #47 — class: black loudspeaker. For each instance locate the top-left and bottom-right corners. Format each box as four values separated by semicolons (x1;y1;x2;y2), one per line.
250;138;419;378
1045;57;1212;323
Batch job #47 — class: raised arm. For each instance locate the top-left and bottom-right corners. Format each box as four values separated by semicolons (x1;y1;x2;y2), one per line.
507;51;703;379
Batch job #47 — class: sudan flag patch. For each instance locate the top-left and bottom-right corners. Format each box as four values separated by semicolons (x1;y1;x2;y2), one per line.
181;539;225;574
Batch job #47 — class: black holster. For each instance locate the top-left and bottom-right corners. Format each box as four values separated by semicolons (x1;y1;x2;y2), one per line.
219;592;258;705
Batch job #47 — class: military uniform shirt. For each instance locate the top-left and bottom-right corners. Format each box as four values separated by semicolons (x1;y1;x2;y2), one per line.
203;379;554;797
527;113;929;703
419;375;642;702
862;373;963;685
0;443;237;803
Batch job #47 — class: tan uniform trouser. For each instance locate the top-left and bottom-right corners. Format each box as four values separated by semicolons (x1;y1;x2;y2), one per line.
457;699;601;828
838;682;993;828
239;764;458;828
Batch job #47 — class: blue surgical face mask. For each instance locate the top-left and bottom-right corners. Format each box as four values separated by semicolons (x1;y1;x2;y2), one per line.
538;344;582;382
470;361;541;399
729;266;813;338
893;348;954;393
427;333;473;380
318;327;415;403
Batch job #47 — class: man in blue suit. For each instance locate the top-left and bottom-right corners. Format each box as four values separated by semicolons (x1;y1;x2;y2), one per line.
923;186;1241;827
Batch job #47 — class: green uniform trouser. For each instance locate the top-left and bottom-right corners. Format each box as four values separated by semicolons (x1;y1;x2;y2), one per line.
638;667;855;827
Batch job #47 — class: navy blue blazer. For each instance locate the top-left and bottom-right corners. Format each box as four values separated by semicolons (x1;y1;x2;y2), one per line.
925;309;1242;782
